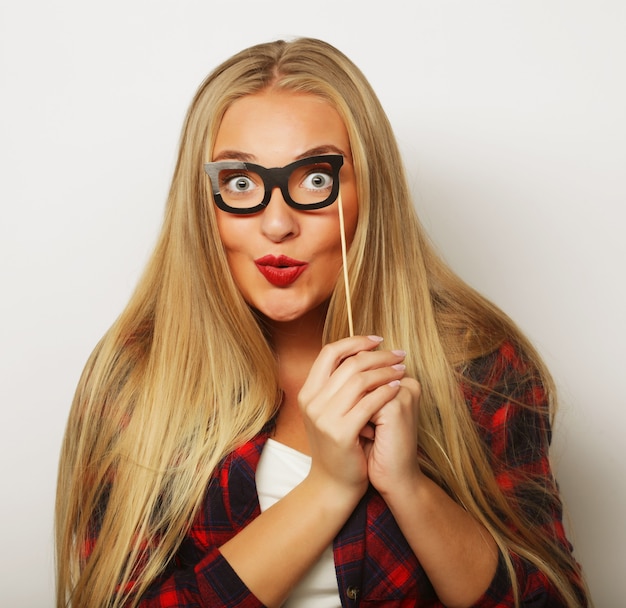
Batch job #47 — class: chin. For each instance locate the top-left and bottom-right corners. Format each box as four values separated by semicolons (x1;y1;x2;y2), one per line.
259;308;308;324
253;297;330;326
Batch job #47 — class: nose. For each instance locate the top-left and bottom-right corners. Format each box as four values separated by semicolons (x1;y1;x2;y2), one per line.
260;186;299;243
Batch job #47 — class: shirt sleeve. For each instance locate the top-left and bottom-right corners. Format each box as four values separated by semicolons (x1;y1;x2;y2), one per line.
461;342;587;607
82;448;267;608
135;546;265;608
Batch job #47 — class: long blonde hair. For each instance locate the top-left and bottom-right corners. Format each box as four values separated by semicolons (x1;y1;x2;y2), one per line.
56;38;586;607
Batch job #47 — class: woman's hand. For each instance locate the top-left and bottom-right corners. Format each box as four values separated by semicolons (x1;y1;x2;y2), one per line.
219;336;405;608
362;375;425;498
360;376;500;608
298;335;407;505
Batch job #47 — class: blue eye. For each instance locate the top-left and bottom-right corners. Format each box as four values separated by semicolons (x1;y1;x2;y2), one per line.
220;172;261;196
228;175;253;192
302;171;333;191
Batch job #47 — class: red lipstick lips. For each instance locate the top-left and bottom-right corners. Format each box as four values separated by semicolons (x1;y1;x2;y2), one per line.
255;254;308;287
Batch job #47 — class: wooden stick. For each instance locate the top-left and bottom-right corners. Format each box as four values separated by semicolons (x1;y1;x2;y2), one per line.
337;191;354;337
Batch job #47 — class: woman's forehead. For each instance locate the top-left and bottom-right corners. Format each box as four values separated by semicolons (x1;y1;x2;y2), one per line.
212;91;351;166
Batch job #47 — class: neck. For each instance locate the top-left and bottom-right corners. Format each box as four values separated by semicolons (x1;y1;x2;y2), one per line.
262;305;327;454
264;303;327;362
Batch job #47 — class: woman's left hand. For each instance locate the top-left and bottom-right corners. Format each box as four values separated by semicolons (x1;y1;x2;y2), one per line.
362;376;501;607
362;376;425;497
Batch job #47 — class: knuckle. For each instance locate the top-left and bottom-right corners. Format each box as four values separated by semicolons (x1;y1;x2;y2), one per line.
317;342;342;368
297;388;312;408
317;419;344;444
403;377;422;394
353;371;369;391
320;341;340;357
353;350;370;362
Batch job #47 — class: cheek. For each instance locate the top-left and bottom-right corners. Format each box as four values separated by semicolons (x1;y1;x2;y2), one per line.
341;187;359;245
215;212;247;255
214;214;253;286
215;212;233;249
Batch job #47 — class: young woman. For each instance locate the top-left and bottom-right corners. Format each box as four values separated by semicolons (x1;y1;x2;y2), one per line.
55;38;588;607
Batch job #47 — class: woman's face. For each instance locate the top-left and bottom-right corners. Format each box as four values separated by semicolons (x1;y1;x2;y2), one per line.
211;90;358;324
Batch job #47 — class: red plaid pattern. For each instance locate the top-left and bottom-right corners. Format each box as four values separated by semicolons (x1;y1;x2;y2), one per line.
85;342;586;606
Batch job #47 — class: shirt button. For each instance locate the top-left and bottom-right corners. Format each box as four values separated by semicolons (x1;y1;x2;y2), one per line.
346;586;360;600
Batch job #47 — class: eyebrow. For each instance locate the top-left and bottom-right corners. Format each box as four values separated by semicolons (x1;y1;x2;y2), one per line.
211;144;349;164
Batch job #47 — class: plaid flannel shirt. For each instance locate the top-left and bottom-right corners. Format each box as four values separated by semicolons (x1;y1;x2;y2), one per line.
88;342;586;607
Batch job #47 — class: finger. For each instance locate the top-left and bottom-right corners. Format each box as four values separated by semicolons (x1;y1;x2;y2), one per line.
359;422;376;441
305;376;403;448
367;378;421;426
303;358;405;421
321;365;406;418
300;335;384;401
343;380;404;432
324;349;406;396
399;377;421;402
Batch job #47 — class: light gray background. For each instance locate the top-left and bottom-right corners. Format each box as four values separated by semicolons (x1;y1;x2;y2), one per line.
1;1;624;605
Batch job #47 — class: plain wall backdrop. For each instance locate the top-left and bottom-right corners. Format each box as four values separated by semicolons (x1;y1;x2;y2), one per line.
1;1;624;605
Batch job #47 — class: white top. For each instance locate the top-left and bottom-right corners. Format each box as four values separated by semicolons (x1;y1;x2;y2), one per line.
255;438;342;607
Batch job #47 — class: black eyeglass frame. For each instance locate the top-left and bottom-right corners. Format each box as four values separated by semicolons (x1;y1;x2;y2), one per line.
203;154;344;215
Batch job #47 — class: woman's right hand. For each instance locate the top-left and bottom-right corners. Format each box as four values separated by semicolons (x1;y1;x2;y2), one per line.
219;335;406;608
298;335;407;504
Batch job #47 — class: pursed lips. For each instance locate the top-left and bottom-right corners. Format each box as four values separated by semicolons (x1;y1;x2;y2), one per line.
254;254;308;287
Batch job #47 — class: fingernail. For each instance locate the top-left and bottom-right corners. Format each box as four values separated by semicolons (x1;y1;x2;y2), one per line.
388;380;401;387
392;349;406;357
368;335;384;343
392;364;406;371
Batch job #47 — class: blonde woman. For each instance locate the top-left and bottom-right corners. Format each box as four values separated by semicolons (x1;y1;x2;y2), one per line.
56;38;588;607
